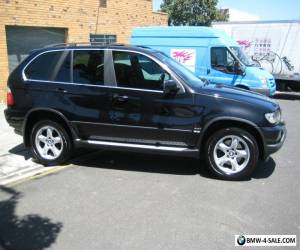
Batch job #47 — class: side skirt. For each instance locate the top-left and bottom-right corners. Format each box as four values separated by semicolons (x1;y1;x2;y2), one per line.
74;139;200;158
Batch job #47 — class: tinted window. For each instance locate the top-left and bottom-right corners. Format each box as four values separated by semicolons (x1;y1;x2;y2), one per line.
211;47;235;73
73;50;104;85
113;51;170;91
25;51;71;81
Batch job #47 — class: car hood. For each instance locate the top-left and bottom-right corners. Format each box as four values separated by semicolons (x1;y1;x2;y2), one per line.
197;84;278;109
246;66;274;79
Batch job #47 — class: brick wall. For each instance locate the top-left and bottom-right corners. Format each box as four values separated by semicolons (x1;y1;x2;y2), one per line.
0;0;167;103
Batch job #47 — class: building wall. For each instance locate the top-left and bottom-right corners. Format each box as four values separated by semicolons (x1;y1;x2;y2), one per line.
0;0;167;103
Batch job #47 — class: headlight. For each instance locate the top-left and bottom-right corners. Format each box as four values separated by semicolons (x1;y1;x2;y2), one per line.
265;110;281;124
259;77;268;88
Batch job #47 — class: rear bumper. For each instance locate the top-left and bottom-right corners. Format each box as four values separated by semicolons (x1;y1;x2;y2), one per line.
261;123;287;159
4;108;25;135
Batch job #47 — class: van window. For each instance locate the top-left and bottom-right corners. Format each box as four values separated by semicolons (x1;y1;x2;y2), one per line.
73;50;104;85
211;47;236;74
112;51;170;91
25;51;71;82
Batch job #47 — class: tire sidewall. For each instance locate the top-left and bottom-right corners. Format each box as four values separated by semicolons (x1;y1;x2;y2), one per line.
31;120;71;166
205;127;259;181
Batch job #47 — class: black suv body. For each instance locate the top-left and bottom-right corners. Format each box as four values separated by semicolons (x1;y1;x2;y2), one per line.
5;44;286;180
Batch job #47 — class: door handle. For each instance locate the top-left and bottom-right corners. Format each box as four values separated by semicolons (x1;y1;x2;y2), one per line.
56;88;68;93
113;94;129;102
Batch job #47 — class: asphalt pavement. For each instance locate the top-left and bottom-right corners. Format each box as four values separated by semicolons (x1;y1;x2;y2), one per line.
0;92;300;250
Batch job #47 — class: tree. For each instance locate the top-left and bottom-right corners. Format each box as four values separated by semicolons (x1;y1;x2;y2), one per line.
160;0;229;26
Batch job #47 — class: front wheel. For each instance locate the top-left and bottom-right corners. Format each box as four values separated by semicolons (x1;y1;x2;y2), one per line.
205;128;259;180
31;120;72;166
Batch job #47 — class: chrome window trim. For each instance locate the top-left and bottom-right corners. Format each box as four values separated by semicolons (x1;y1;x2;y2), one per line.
22;47;188;94
22;48;109;82
25;79;164;93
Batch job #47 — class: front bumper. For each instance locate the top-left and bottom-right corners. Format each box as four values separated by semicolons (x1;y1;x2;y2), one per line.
251;86;276;97
260;123;287;159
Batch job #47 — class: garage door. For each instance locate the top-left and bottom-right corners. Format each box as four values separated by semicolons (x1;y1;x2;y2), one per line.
5;26;66;72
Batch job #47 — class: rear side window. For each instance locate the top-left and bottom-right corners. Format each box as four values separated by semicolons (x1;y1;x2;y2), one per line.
73;50;104;85
24;51;71;82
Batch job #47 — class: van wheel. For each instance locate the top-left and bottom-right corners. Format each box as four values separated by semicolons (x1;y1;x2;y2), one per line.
31;120;72;166
205;127;259;181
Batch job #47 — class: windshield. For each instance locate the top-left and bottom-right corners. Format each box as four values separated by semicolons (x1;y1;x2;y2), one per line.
230;46;254;66
155;52;204;88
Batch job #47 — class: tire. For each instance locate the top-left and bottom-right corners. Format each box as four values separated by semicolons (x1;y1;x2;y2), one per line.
30;120;72;166
204;127;259;181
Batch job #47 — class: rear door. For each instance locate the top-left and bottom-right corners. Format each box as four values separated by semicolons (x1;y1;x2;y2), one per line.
67;49;115;139
23;50;74;114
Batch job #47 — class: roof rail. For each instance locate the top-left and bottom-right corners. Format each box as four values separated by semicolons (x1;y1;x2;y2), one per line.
110;43;126;46
136;45;151;49
43;42;128;48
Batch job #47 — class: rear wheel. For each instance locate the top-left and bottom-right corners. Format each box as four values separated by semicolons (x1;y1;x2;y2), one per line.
205;127;259;180
31;120;72;166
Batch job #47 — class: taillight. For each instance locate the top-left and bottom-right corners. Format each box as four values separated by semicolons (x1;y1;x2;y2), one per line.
7;87;14;106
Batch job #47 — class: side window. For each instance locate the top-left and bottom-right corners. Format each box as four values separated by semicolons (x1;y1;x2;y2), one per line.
112;51;171;91
73;50;104;85
25;51;71;82
211;47;236;74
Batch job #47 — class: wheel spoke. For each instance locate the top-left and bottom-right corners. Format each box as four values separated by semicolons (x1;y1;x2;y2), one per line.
217;156;229;167
42;145;49;156
47;128;53;138
236;149;247;159
53;136;62;144
231;137;239;149
218;142;230;153
50;146;60;157
230;159;240;172
38;135;47;143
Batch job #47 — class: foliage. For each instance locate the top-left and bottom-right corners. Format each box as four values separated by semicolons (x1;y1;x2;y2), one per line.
160;0;229;26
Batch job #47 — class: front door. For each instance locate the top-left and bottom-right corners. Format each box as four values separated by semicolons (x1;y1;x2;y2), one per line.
102;50;199;147
207;46;241;86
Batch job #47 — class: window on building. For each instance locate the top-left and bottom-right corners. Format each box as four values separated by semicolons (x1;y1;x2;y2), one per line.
99;0;107;8
90;34;116;45
73;50;105;85
211;47;236;74
24;51;71;82
112;51;170;91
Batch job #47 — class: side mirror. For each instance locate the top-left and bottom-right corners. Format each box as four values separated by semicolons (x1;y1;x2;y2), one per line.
163;80;179;96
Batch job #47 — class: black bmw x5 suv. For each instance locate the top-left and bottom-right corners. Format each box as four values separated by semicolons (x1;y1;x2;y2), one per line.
5;44;286;180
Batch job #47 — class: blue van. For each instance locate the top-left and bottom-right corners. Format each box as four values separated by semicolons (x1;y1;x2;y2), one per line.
131;26;276;96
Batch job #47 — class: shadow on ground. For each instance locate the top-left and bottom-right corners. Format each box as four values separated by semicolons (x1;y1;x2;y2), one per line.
7;143;32;161
274;92;300;101
8;143;276;181
0;186;62;250
69;150;276;181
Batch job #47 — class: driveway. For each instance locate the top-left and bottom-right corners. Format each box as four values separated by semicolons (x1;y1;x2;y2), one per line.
0;93;299;249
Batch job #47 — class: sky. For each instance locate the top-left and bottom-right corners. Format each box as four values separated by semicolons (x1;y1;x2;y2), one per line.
153;0;300;21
